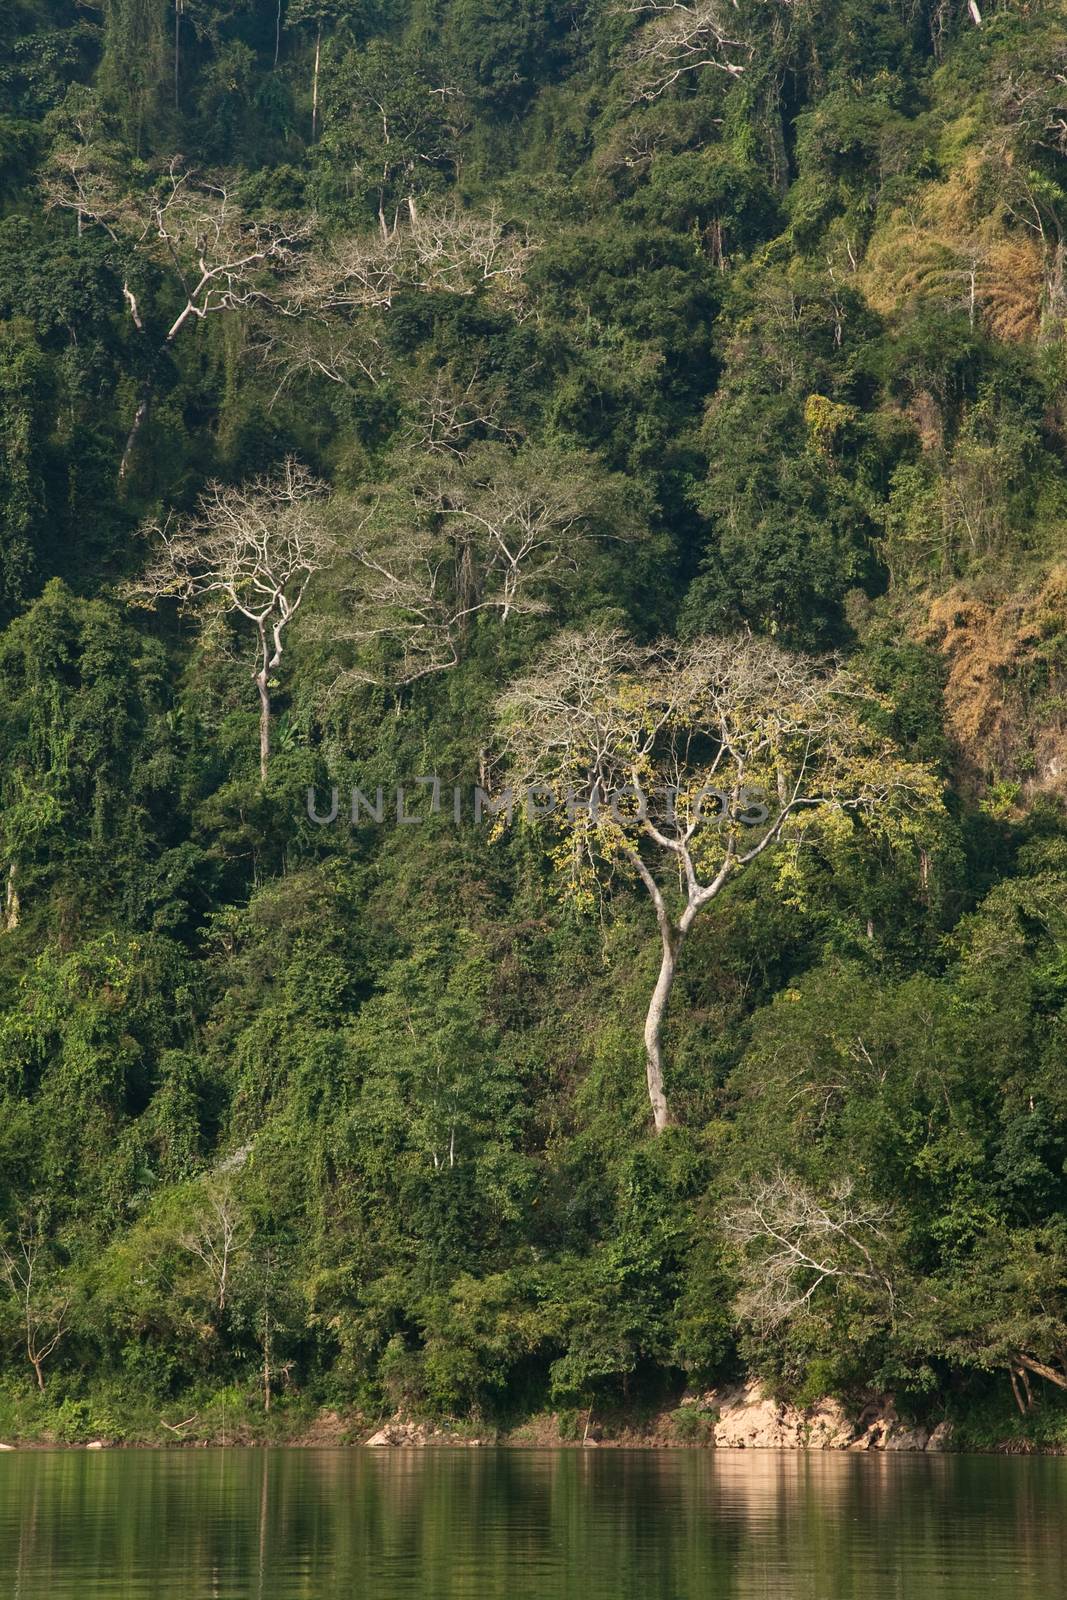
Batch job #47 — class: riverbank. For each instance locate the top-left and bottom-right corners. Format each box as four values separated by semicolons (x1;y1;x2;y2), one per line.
3;1377;1066;1454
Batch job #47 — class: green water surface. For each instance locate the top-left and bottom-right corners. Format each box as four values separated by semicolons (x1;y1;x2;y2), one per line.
1;1447;1064;1598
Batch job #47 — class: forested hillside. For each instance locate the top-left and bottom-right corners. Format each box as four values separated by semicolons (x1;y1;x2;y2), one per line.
0;0;1066;1447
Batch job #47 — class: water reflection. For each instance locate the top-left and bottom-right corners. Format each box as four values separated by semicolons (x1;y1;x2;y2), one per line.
1;1447;1065;1599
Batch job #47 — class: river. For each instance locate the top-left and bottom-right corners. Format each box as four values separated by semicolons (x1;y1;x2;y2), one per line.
1;1446;1063;1598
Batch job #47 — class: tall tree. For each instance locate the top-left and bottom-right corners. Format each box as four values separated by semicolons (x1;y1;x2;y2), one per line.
99;0;169;150
324;443;642;687
318;38;463;222
126;460;339;781
498;629;941;1133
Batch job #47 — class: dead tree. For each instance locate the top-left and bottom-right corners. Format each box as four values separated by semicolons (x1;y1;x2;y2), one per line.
178;1183;247;1314
324;445;637;689
296;200;535;313
0;1225;71;1391
722;1170;896;1333
621;0;757;100
125;459;339;781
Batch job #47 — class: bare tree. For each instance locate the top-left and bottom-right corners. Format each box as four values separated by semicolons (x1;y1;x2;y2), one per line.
295;200;535;314
398;366;519;459
43;153;309;478
179;1183;247;1314
254;313;391;402
991;37;1067;161
0;1223;71;1391
722;1170;896;1334
247;202;535;408
427;443;630;625
324;446;639;689
622;0;751;99
125;460;339;781
324;510;469;687
497;630;941;1133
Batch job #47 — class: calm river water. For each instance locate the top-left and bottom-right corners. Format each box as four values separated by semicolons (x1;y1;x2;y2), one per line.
1;1446;1064;1599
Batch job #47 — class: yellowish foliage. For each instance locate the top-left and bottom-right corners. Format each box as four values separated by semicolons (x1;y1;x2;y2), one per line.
923;568;1067;793
803;394;855;459
980;236;1045;343
859;152;1044;342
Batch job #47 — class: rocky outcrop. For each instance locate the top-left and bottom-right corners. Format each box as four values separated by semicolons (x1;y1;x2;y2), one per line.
365;1421;436;1447
691;1380;950;1452
703;1381;854;1449
360;1391;952;1452
365;1419;487;1448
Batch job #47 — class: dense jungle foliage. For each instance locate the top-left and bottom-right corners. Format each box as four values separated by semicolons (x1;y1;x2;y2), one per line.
0;0;1066;1447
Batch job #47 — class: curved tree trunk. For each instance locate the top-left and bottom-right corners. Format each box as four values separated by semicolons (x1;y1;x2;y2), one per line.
644;928;679;1134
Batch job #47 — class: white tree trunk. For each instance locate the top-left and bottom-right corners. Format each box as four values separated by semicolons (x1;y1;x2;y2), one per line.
644;929;678;1134
174;0;182;109
257;671;271;783
3;864;19;932
311;25;321;140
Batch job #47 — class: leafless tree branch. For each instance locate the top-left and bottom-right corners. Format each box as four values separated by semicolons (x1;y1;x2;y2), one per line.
124;459;339;779
723;1169;896;1334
